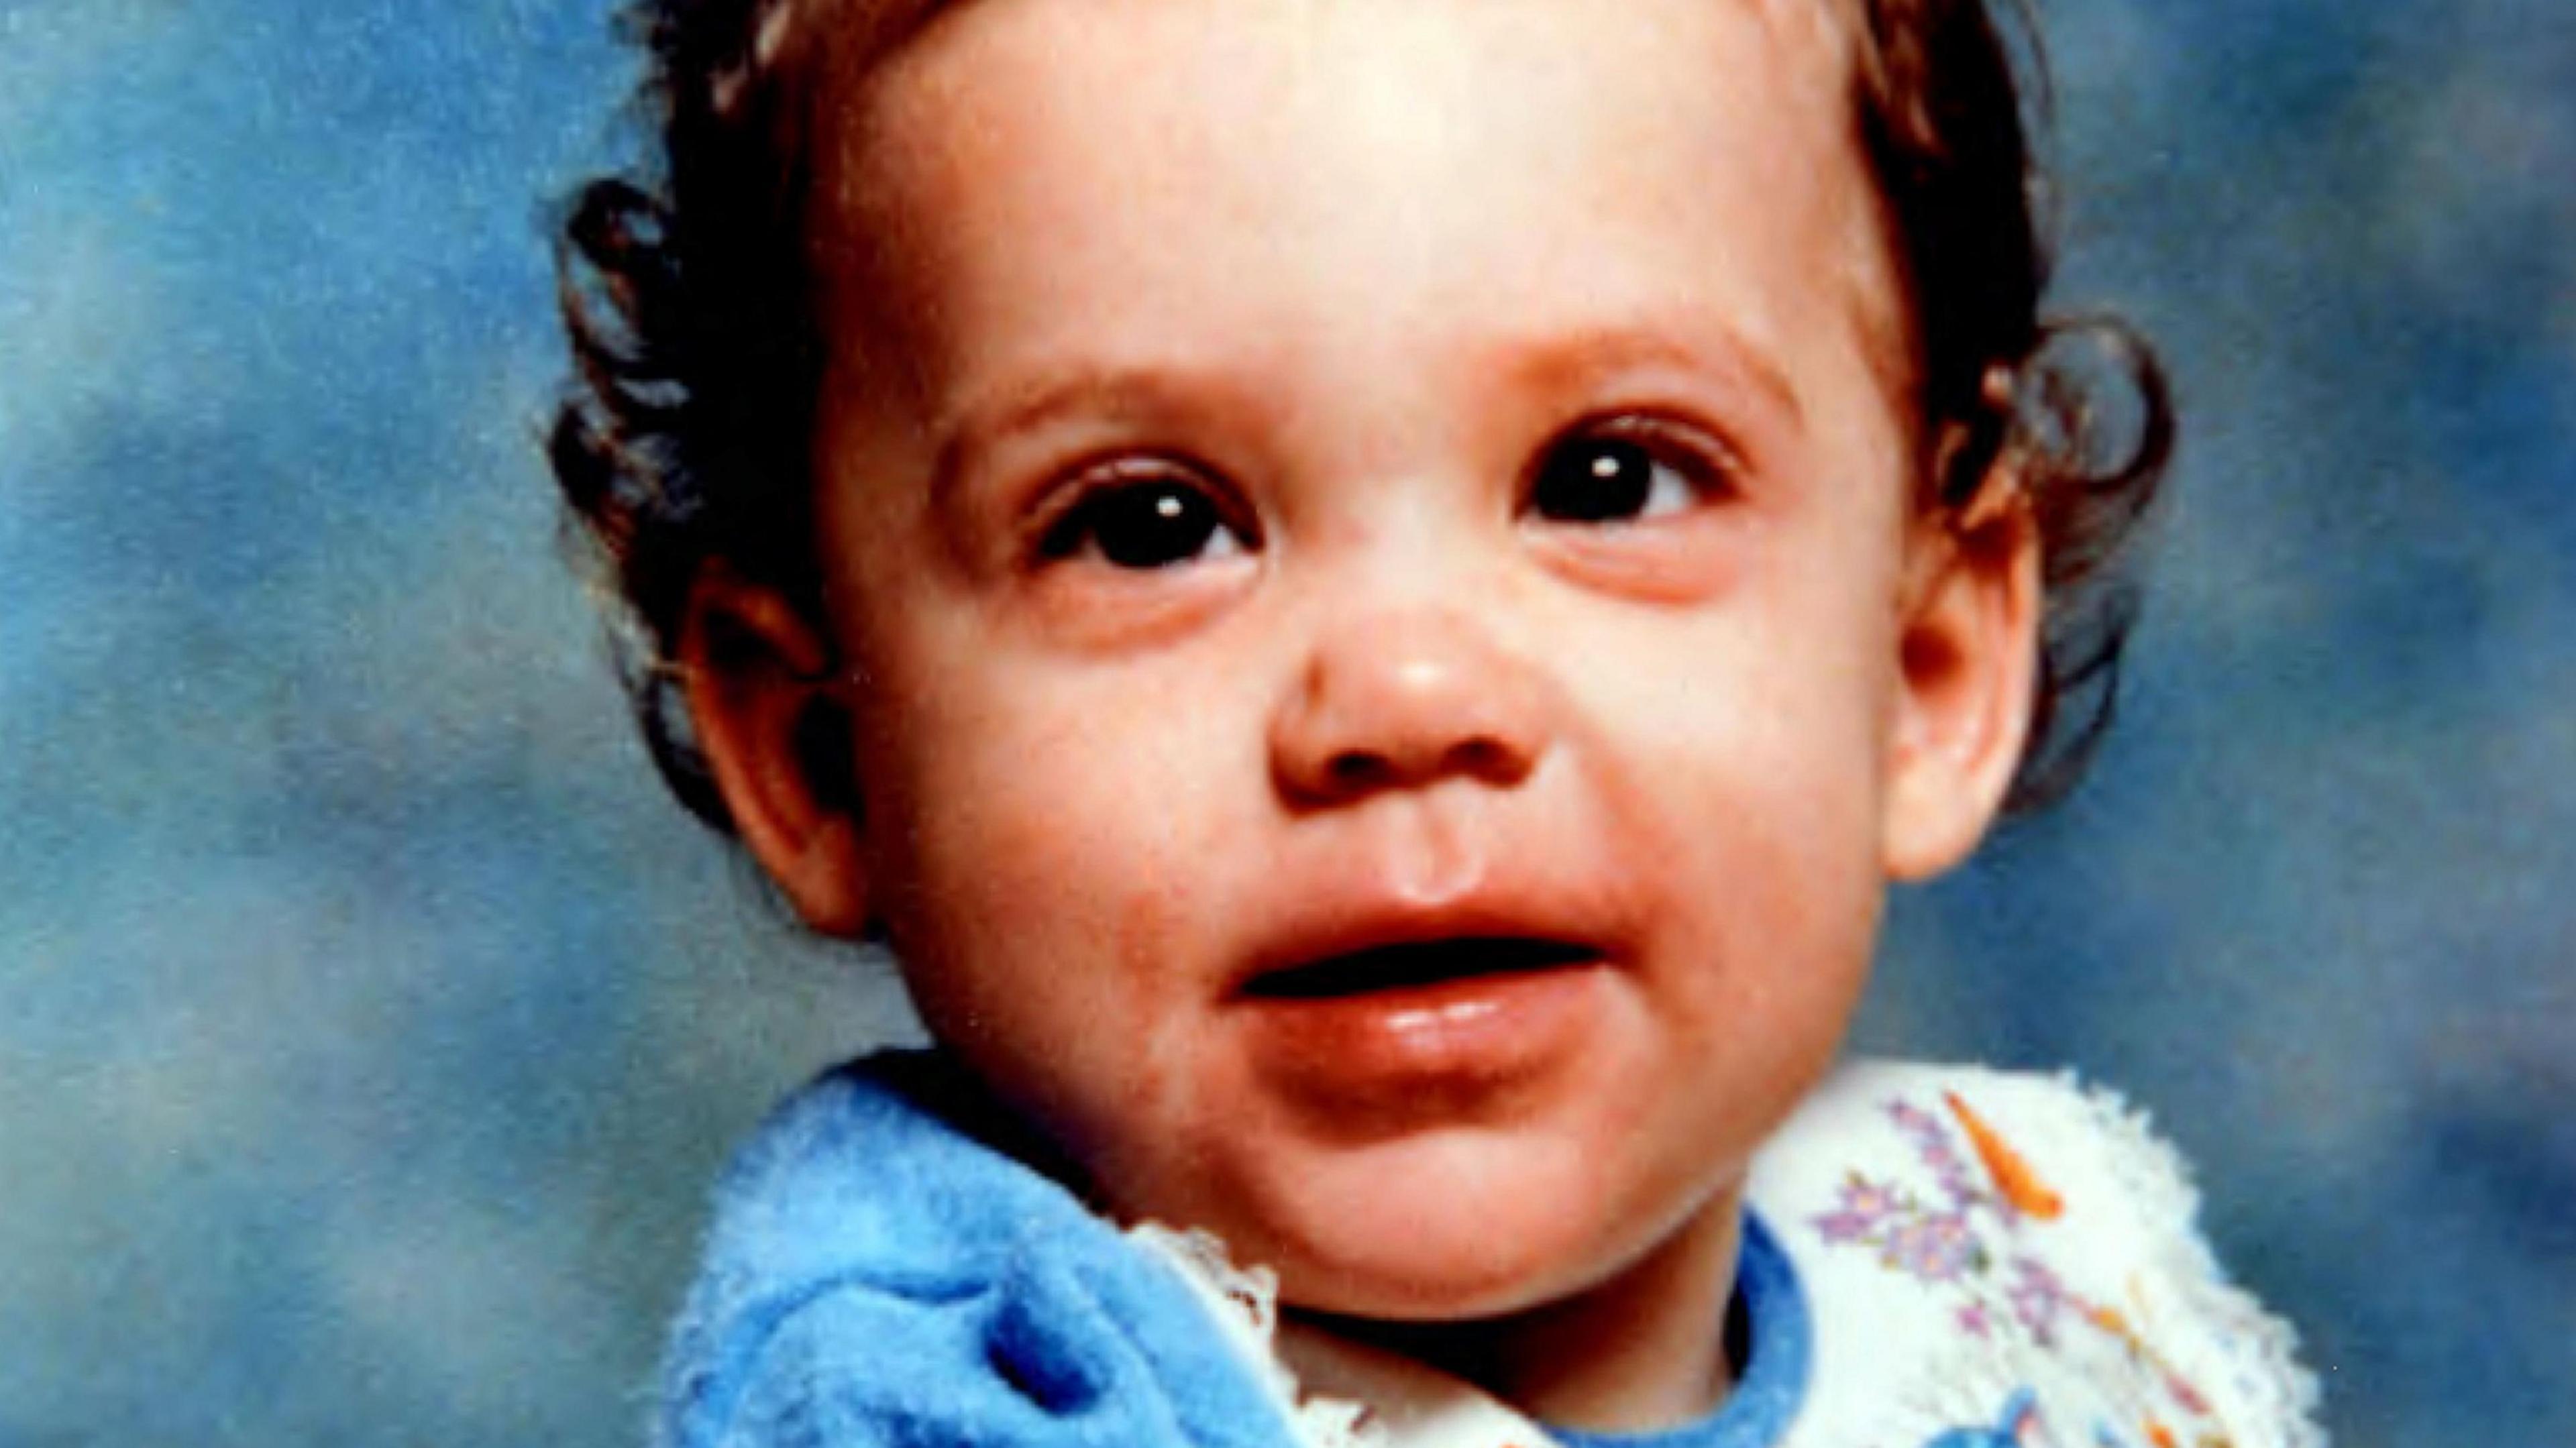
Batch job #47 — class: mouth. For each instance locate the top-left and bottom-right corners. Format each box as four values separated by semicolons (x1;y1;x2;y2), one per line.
1239;936;1600;1001
1228;930;1611;1122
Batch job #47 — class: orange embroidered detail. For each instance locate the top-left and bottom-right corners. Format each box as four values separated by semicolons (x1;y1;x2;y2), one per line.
1945;1091;2065;1221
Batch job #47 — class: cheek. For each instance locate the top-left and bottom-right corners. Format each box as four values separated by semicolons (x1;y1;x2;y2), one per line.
852;648;1258;1155
1603;736;1882;1216
1631;732;1882;1048
1568;589;1894;1040
1574;576;1898;861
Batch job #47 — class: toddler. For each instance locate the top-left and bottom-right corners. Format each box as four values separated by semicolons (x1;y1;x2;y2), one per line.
551;0;2322;1444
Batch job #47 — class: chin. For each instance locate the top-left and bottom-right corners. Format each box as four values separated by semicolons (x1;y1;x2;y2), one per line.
1218;1124;1693;1321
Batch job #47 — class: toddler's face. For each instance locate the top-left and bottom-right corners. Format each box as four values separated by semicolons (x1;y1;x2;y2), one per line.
702;0;2033;1320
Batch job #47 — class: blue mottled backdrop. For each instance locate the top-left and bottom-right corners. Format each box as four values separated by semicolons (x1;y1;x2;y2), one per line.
1;1;2567;1443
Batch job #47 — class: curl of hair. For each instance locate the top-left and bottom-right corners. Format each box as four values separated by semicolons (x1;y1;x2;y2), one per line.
1853;0;2173;811
550;0;2174;832
552;0;828;832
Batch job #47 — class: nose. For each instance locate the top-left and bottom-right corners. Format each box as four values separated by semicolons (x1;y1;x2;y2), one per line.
1268;606;1555;807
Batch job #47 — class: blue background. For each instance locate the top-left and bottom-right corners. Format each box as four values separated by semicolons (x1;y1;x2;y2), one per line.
1;1;2568;1443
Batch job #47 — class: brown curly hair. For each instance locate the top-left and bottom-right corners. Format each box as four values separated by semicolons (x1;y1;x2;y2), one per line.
551;0;2171;833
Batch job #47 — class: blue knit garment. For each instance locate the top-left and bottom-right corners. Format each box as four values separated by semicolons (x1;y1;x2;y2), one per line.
659;1054;1301;1447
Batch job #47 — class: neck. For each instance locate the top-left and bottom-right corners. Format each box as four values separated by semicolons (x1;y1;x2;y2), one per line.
1319;1190;1747;1434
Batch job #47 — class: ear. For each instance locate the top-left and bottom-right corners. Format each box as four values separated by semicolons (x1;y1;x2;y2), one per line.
1880;480;2042;881
680;569;873;936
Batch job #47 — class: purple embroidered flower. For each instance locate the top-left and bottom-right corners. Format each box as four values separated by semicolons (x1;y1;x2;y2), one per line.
1884;1211;1981;1282
1882;1097;1992;1213
1839;1176;1904;1219
1921;1139;1980;1206
1813;1175;1907;1245
2006;1256;2068;1343
1813;1209;1874;1245
1955;1301;1994;1339
1886;1098;1945;1143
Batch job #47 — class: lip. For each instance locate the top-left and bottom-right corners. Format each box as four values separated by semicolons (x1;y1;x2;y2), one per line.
1237;934;1599;999
1225;897;1623;1131
1228;881;1625;996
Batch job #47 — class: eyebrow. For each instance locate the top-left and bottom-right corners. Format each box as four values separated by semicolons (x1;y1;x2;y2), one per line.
1493;322;1807;431
924;321;1807;499
927;363;1258;502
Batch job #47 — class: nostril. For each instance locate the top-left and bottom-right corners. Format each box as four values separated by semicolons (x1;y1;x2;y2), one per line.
1326;750;1391;790
1311;736;1525;798
1442;737;1516;782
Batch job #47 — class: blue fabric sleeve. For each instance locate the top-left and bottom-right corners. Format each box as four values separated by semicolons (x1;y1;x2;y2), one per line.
659;1054;1302;1448
709;1270;1198;1447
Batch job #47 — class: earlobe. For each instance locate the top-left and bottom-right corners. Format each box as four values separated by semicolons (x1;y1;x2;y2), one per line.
1880;484;2042;881
680;571;873;936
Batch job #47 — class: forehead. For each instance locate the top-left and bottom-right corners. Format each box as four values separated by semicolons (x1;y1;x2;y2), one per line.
763;0;1862;70
778;0;1905;428
778;0;1875;217
787;0;1870;172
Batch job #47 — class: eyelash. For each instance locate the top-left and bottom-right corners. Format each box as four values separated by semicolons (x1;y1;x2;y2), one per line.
1521;414;1742;524
1020;412;1739;570
1028;455;1257;570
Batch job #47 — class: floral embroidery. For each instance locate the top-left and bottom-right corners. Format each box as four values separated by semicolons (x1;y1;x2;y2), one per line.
1808;1093;2239;1448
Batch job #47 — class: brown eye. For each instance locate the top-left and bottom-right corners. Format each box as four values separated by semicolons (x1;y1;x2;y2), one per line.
1528;429;1711;524
1038;475;1251;569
